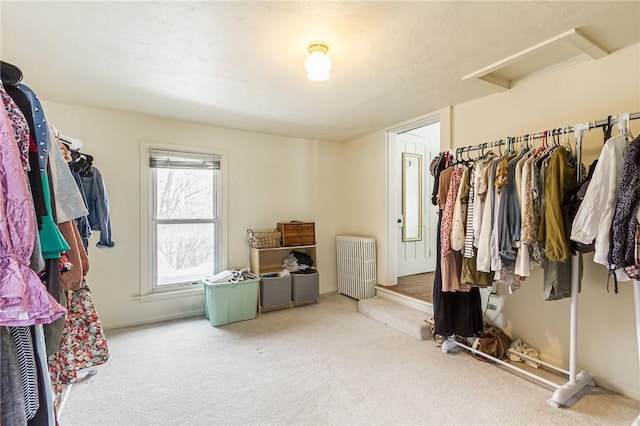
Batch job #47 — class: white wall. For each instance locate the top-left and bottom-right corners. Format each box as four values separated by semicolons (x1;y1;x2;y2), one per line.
343;107;451;285
42;101;344;329
343;42;640;399
341;131;390;282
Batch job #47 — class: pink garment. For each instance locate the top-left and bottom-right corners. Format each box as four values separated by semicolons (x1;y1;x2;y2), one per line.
0;86;30;171
441;167;465;257
441;167;470;292
0;103;66;325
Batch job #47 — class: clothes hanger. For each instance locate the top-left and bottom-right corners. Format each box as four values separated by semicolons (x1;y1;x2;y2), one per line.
0;60;23;85
70;151;94;176
562;127;574;153
518;135;529;155
544;129;558;155
456;147;467;167
533;131;547;157
507;137;516;155
525;134;534;154
603;115;613;143
611;113;634;141
59;134;84;151
461;147;470;165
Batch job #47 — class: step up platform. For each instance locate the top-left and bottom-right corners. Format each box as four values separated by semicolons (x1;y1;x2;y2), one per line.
358;297;432;340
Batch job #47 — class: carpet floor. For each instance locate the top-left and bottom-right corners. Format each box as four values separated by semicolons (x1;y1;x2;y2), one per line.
60;292;639;425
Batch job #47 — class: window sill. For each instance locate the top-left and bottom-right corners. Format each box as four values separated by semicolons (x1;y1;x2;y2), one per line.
135;287;204;303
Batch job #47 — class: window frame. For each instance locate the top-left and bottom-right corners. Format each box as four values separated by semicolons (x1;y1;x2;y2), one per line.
138;141;228;300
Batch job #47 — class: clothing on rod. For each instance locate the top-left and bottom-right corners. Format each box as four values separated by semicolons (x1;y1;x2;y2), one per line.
1;62;111;423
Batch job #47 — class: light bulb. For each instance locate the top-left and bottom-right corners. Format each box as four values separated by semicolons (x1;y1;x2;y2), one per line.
305;42;331;82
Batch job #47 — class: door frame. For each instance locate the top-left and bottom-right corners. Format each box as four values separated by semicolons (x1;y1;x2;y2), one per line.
385;107;451;286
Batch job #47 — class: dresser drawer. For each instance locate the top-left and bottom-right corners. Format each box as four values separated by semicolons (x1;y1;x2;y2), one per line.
277;222;316;246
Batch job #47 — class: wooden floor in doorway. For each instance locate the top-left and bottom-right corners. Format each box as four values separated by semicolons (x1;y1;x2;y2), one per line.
384;272;434;304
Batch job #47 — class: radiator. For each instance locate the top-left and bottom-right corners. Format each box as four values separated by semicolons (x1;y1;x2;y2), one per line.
336;235;377;300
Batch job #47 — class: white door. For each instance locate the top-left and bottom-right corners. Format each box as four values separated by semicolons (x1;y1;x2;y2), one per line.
396;125;439;276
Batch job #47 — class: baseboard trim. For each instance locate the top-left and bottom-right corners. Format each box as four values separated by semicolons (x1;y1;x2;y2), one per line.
103;310;204;331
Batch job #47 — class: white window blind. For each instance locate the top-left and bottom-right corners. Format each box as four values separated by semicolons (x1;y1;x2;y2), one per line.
149;149;220;170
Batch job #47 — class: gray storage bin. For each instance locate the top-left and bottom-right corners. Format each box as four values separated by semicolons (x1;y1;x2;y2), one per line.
291;271;319;303
260;275;292;308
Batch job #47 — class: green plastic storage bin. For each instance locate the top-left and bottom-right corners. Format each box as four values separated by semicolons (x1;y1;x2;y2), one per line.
203;278;259;326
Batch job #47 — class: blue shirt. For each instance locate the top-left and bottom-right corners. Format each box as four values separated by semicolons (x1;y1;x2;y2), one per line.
16;83;49;172
80;166;115;248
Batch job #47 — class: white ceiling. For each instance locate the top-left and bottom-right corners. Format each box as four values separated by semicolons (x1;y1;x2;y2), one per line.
1;1;639;142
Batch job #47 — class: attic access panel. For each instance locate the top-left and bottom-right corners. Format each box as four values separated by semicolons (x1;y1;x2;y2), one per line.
463;28;608;92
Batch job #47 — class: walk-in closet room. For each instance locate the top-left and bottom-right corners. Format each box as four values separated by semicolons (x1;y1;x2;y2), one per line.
1;1;639;425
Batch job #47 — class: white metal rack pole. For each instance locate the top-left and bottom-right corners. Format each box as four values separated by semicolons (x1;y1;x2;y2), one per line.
56;368;98;421
545;123;595;408
633;279;640;426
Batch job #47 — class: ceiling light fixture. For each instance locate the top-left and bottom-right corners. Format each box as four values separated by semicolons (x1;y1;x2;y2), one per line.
305;41;331;82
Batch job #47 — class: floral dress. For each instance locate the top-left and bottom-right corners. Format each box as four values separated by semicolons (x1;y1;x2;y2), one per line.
48;281;109;402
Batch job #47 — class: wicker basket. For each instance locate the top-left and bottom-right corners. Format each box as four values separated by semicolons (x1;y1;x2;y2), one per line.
247;229;282;249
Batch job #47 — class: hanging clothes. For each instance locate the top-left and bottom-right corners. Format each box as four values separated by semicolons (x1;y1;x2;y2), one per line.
2;62;110;425
39;166;71;260
539;147;578;262
9;326;39;421
0;85;30;170
48;282;110;399
433;161;483;337
57;221;89;291
3;82;48;225
570;133;632;282
0;102;66;326
441;167;468;292
49;129;89;224
451;167;469;253
609;135;640;279
1;326;28;425
80;166;115;249
15;83;50;173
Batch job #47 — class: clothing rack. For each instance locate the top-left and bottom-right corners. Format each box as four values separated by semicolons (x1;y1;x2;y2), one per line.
441;111;640;412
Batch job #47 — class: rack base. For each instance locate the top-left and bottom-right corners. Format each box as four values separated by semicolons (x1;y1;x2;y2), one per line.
443;337;595;408
548;371;594;408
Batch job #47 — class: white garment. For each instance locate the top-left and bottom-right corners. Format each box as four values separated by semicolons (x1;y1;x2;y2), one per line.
514;157;534;278
48;124;89;223
513;153;529;220
451;167;468;252
476;158;500;272
34;325;55;426
490;189;502;272
570;134;631;281
472;159;491;248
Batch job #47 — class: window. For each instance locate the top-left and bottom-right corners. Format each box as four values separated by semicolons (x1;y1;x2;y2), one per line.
149;149;221;291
